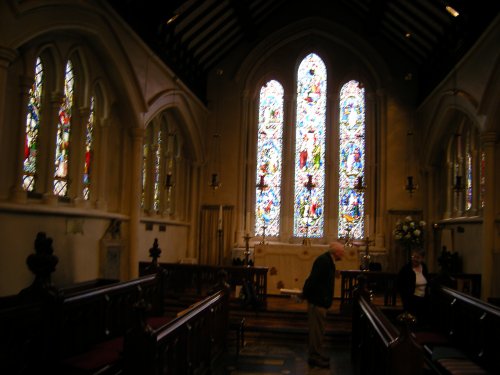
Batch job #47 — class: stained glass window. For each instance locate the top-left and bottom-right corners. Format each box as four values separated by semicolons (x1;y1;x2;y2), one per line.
255;80;284;236
466;151;472;210
480;150;485;208
153;130;163;212
294;53;326;238
338;80;365;239
54;60;74;196
23;57;44;192
83;96;95;200
141;142;148;208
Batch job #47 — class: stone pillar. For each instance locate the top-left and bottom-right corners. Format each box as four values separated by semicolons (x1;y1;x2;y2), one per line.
10;75;33;203
0;47;18;195
96;118;110;210
375;89;387;248
129;126;145;278
187;163;201;258
480;131;496;300
445;161;453;219
42;92;64;205
73;106;90;206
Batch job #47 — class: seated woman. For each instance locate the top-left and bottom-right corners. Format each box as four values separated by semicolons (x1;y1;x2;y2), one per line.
397;248;430;328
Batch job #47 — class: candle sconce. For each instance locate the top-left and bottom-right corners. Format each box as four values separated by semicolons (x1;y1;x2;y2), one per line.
405;176;418;197
209;133;222;191
452;175;465;194
165;173;175;190
354;176;366;192
302;174;316;246
256;175;268;193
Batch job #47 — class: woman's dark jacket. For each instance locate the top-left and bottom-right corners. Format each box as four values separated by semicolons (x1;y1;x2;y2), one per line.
397;261;429;311
302;251;335;308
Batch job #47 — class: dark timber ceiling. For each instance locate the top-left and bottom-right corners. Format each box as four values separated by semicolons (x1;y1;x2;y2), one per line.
106;0;499;104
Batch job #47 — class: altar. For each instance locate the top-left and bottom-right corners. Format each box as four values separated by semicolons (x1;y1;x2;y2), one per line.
253;243;373;297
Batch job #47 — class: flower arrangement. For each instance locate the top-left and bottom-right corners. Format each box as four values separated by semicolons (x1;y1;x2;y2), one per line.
393;216;425;247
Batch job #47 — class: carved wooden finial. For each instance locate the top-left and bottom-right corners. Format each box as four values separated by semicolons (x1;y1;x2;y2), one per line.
19;232;59;301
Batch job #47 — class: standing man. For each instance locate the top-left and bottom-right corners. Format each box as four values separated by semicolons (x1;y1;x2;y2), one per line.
302;240;345;368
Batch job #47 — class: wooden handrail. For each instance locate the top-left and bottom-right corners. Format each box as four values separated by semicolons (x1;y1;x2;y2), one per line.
63;274;158;303
358;295;399;348
439;285;500;316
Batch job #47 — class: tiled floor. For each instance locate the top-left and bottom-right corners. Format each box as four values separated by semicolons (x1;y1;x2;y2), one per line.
216;295;355;375
218;336;354;375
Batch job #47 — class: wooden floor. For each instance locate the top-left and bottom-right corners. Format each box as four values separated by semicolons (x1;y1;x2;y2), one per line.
215;295;355;375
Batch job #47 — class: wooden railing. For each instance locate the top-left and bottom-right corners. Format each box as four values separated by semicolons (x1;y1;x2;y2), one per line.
352;293;423;375
422;285;500;374
340;270;482;312
0;273;165;375
139;262;268;308
123;289;229;375
340;270;398;313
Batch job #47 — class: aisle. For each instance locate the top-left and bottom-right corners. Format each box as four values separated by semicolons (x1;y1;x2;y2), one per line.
217;336;354;375
215;295;354;375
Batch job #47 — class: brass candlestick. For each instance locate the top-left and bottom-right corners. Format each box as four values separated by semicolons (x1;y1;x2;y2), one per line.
243;233;252;267
260;225;267;245
357;236;375;271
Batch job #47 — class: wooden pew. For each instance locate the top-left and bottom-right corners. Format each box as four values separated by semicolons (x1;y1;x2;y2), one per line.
0;272;166;375
139;261;268;309
351;291;423;375
122;289;229;375
58;272;167;374
415;285;500;375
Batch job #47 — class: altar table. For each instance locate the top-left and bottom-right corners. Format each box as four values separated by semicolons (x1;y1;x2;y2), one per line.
253;243;361;297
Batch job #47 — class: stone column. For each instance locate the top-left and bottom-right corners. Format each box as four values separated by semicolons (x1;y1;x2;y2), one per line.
10;75;33;203
375;89;387;248
42;92;64;205
96;117;110;210
0;47;18;197
480;131;496;300
73;106;90;206
129;126;145;279
187;162;201;259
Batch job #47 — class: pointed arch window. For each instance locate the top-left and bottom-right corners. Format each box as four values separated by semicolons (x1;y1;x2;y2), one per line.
23;57;44;192
448;122;479;216
153;128;164;212
294;53;327;238
54;60;74;197
338;80;366;239
255;80;284;237
142;116;180;215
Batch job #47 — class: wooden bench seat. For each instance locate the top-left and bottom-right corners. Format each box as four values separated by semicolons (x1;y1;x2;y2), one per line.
123;289;229;375
414;285;499;375
0;272;165;375
352;293;423;375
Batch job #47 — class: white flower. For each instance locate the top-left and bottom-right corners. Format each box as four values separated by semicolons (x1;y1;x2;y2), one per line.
419;221;426;227
414;229;420;236
405;216;412;221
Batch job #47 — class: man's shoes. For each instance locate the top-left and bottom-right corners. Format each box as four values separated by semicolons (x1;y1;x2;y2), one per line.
308;357;330;368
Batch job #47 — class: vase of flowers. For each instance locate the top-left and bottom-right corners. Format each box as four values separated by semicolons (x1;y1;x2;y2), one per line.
393;216;425;262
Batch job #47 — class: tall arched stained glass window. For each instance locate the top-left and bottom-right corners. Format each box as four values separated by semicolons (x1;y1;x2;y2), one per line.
153;129;163;212
54;60;74;197
338;80;365;239
255;80;284;236
23;57;44;192
294;53;326;238
83;96;95;200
